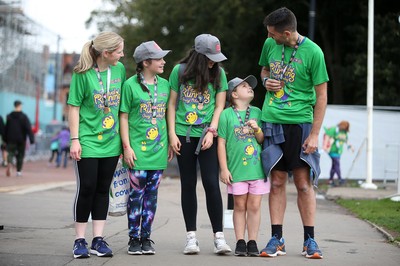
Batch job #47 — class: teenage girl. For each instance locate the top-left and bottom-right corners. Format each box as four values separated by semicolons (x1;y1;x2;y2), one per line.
167;34;232;255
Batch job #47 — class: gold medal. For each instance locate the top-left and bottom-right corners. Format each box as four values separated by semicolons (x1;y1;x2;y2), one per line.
197;103;204;110
103;107;110;114
151;118;157;125
242;127;249;134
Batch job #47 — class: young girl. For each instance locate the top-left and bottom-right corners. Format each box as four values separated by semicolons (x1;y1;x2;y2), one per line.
68;31;126;259
217;75;270;256
167;34;232;255
120;41;173;255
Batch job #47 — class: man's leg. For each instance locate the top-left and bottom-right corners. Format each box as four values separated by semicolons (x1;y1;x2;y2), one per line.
293;166;323;259
260;170;287;257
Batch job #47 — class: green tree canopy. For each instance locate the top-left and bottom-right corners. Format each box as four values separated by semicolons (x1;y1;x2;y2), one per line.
87;0;400;107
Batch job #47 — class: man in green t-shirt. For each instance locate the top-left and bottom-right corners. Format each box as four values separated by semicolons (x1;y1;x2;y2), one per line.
258;7;329;259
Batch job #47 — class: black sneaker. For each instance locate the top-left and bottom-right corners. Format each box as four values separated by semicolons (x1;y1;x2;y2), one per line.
234;239;247;256
247;240;259;256
141;238;155;255
128;237;142;255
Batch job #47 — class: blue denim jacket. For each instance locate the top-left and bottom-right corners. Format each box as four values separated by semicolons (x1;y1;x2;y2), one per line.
260;123;321;186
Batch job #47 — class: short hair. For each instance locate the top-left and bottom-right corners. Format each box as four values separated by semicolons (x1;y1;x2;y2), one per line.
263;7;297;33
14;100;22;107
338;121;350;132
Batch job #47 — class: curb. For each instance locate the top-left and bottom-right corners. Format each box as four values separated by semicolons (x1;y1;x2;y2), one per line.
0;181;75;195
364;219;400;248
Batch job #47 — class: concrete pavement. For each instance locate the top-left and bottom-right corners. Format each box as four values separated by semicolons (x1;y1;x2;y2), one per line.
0;159;399;266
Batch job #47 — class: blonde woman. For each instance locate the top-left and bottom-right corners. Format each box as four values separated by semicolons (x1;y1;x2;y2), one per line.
68;31;126;259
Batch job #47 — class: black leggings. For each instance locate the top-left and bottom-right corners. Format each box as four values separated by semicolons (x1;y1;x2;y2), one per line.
177;135;223;233
73;156;119;222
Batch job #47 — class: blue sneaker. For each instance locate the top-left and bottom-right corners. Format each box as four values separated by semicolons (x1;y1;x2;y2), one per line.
90;237;113;257
302;237;323;259
260;235;286;257
73;238;90;259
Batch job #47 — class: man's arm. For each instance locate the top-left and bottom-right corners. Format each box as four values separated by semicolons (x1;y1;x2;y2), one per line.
302;82;327;154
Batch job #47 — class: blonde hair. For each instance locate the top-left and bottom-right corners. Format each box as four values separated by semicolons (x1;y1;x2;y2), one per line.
73;31;124;73
338;120;350;132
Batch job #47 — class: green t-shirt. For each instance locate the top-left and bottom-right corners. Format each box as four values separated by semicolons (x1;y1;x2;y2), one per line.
120;75;169;170
324;126;348;156
258;37;329;124
67;62;126;158
218;106;265;182
169;64;228;137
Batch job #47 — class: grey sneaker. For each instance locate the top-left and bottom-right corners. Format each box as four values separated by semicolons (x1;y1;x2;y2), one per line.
128;237;142;255
183;232;200;254
213;232;232;254
141;238;155;255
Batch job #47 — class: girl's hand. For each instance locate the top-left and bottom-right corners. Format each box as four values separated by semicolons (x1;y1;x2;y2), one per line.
169;134;181;155
201;132;214;150
123;147;137;168
70;140;82;161
219;169;233;185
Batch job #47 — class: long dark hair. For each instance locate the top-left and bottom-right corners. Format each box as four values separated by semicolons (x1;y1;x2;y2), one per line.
179;48;221;93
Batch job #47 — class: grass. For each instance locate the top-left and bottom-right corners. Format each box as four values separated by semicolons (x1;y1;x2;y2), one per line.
336;198;400;242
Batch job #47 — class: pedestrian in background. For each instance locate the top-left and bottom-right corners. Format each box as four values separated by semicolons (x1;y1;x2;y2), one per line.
167;33;232;255
68;31;126;259
4;100;35;177
56;126;71;168
120;40;173;255
323;120;354;186
218;75;270;257
0;115;7;167
259;7;328;259
48;132;59;166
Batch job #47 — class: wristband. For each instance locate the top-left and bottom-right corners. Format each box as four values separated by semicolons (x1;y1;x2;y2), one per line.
207;127;218;137
70;137;79;141
255;127;262;134
263;77;269;86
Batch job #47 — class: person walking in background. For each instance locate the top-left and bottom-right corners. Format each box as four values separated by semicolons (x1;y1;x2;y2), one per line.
56;126;71;168
4;100;35;177
167;33;232;255
48;132;59;166
217;75;270;257
259;7;329;259
323;120;353;186
68;31;126;259
0;115;7;167
120;41;173;255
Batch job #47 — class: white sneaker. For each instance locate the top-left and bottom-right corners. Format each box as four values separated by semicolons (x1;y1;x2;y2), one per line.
16;171;22;177
183;232;200;254
214;232;232;254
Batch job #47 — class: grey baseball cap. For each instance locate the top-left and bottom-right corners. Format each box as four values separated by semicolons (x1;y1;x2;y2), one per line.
133;41;171;63
227;75;258;102
194;34;227;62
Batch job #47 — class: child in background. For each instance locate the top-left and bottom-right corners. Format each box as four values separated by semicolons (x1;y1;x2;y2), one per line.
119;41;173;255
217;75;270;256
48;133;59;166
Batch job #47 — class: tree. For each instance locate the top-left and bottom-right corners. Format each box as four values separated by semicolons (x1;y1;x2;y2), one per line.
88;0;400;107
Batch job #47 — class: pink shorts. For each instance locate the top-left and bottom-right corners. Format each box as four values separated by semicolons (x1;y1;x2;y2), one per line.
227;179;270;195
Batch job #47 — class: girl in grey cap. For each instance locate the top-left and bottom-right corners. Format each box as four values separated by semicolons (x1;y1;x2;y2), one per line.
120;41;173;255
167;34;232;255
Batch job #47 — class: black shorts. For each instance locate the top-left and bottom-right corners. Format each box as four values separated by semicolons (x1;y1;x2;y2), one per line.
273;124;308;172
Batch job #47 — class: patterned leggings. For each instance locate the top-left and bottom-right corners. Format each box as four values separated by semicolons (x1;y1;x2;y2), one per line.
127;169;162;239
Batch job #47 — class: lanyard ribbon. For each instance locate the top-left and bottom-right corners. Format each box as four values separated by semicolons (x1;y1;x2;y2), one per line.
93;64;111;107
279;35;301;82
